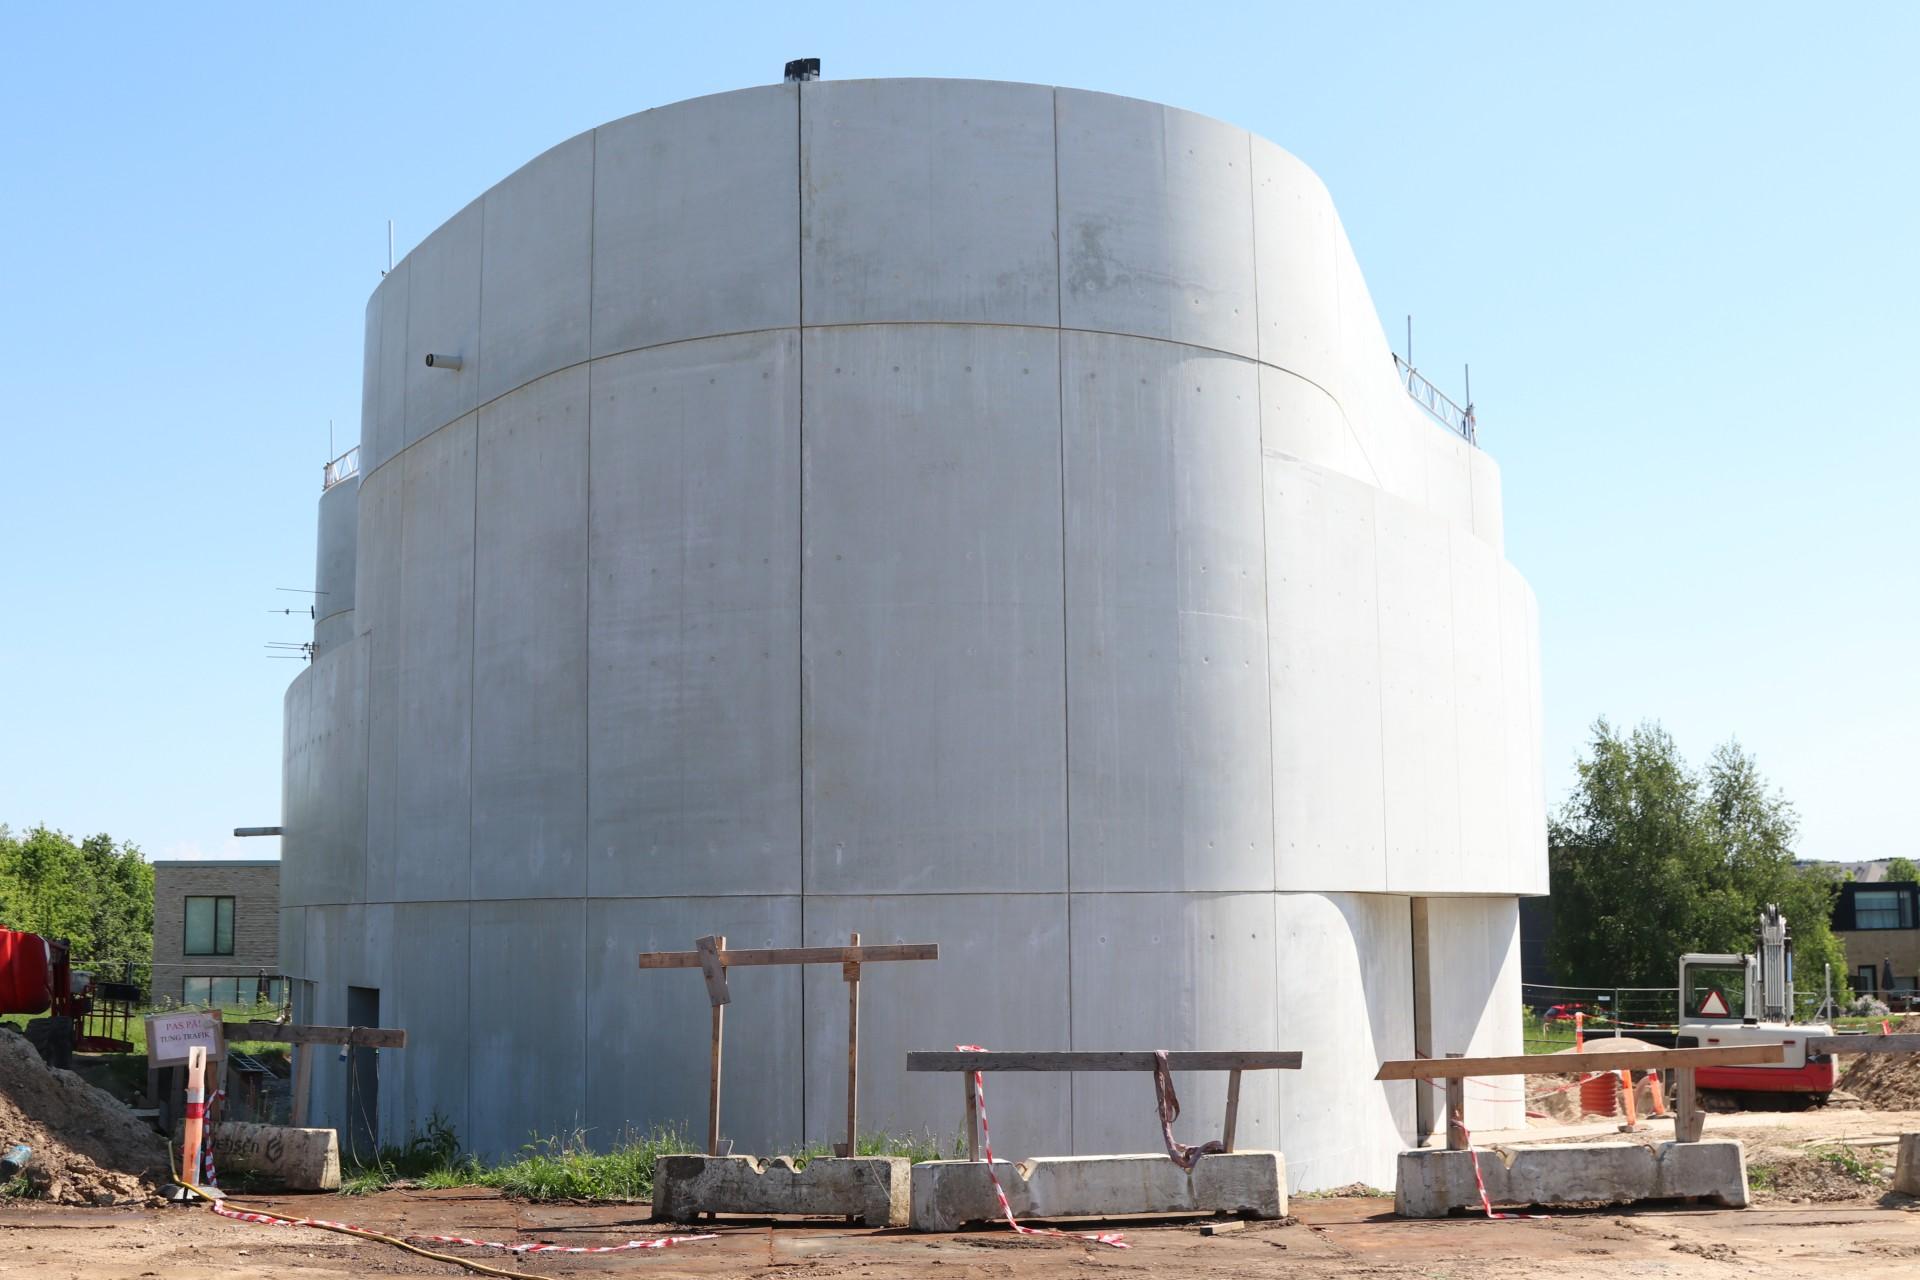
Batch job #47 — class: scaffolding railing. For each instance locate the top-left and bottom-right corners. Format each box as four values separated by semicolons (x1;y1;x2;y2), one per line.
1394;354;1476;445
322;445;360;491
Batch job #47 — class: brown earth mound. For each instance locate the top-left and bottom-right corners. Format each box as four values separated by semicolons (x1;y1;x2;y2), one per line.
1837;1014;1920;1111
0;1028;170;1204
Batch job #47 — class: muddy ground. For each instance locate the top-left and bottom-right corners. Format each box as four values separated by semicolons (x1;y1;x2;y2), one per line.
5;1109;1920;1280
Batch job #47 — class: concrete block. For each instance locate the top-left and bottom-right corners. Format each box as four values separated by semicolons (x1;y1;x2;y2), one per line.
1894;1134;1920;1195
214;1122;340;1191
910;1153;1285;1232
1394;1141;1747;1218
651;1155;910;1227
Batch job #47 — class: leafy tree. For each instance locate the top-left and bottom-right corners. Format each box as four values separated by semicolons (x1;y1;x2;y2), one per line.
1885;856;1920;884
1548;720;1848;1004
0;825;153;979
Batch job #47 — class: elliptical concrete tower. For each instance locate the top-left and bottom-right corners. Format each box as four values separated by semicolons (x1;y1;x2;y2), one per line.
280;76;1545;1190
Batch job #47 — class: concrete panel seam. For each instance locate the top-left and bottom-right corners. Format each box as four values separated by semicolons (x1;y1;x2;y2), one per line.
355;323;1432;494
795;78;809;1145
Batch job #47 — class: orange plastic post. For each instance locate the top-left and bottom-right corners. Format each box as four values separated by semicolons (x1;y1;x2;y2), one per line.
182;1045;207;1186
1574;1011;1585;1051
1645;1068;1669;1117
1617;1069;1639;1128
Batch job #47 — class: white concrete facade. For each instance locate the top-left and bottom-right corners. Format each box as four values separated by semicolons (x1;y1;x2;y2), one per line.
280;78;1545;1189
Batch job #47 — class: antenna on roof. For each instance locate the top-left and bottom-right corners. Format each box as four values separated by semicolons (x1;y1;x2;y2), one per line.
784;57;820;83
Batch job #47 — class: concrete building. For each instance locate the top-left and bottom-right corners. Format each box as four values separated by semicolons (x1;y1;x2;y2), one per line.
151;859;282;1007
279;76;1546;1190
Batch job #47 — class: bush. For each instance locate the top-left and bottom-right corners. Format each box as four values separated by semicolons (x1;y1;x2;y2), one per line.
1848;995;1891;1017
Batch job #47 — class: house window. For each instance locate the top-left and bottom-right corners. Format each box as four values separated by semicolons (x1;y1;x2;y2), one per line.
184;896;235;956
1853;890;1914;930
181;976;285;1008
1859;965;1878;994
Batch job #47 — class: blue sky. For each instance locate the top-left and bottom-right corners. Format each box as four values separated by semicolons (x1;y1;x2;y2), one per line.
2;3;1914;864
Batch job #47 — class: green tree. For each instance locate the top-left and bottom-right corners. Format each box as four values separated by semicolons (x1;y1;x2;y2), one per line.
1885;856;1920;883
1548;720;1849;1005
0;824;153;980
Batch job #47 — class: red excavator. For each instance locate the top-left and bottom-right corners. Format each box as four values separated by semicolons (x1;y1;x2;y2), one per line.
0;928;138;1067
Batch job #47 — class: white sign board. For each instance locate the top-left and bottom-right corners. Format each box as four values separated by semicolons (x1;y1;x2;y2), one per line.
147;1011;221;1067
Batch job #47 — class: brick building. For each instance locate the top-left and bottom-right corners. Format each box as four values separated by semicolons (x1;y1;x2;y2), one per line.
150;859;283;1008
1831;880;1920;1002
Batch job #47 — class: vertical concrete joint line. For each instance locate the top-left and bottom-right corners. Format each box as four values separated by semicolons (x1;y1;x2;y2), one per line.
794;78;809;1146
1050;87;1076;1147
1247;128;1278;895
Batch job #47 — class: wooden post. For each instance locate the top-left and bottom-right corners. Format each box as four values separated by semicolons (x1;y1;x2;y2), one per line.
1222;1069;1242;1153
183;1045;207;1184
844;932;861;1158
291;1044;314;1128
1444;1052;1466;1151
964;1071;979;1161
1673;1067;1702;1143
698;935;728;1157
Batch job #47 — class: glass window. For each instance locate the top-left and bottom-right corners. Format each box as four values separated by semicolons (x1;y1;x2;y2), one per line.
1685;963;1746;1019
183;976;211;1004
184;896;235;955
1854;890;1911;930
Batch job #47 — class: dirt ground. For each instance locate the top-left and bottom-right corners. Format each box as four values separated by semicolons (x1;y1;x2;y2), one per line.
6;1108;1920;1280
4;1186;1920;1280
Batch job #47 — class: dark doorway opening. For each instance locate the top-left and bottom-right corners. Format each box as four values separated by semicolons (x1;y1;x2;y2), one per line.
346;985;380;1161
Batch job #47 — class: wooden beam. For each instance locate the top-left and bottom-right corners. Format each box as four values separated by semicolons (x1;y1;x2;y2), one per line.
908;1050;1303;1073
228;1022;407;1049
639;943;938;969
1805;1034;1920;1056
1375;1043;1784;1081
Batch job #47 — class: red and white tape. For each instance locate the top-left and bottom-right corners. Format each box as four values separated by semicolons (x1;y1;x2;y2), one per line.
955;1046;1129;1249
208;1199;715;1254
1447;1115;1545;1222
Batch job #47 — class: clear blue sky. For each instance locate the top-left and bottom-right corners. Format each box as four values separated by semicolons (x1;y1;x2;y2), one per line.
2;4;1914;864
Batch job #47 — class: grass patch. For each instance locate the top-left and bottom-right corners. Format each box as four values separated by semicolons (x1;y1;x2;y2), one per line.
340;1123;967;1201
1815;1145;1884;1185
1;1175;36;1199
1747;1163;1776;1190
783;1129;966;1169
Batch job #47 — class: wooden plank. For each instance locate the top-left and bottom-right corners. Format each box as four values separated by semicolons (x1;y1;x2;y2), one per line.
1673;1067;1703;1142
1222;1069;1242;1153
708;1002;725;1157
1444;1054;1466;1151
228;1022;407;1049
1200;1219;1245;1235
1374;1043;1784;1080
639;943;939;969
845;932;860;1157
290;1046;314;1128
696;935;731;1007
908;1050;1303;1073
1805;1034;1920;1056
964;1072;979;1161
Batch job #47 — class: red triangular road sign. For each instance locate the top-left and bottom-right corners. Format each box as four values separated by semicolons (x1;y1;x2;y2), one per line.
1698;988;1732;1018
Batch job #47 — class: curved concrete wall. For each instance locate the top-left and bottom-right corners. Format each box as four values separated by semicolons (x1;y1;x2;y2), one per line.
282;78;1544;1187
311;474;358;658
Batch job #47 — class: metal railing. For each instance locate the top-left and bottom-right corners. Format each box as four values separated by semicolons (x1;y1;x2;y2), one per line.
322;445;361;491
1394;354;1476;445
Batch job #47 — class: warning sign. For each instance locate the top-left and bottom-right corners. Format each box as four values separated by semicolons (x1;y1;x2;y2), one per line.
1697;988;1732;1018
146;1011;222;1066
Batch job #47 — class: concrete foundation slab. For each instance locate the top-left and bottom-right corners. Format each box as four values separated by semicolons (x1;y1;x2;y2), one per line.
910;1153;1286;1232
651;1154;909;1227
1895;1134;1920;1195
1394;1141;1747;1218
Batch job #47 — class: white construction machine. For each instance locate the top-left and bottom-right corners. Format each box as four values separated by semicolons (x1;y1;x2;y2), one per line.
1673;905;1837;1101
